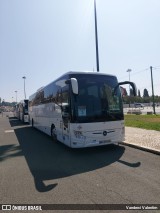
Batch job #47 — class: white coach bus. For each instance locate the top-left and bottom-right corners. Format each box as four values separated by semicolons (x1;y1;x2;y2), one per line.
29;71;136;148
13;103;20;119
19;99;29;123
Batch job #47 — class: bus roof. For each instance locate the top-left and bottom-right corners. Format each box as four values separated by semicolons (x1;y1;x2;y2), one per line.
64;71;116;77
50;71;117;88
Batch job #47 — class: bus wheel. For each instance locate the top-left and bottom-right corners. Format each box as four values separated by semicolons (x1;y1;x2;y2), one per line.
32;119;34;128
51;125;57;142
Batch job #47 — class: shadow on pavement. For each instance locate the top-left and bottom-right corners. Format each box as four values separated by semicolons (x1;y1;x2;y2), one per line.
8;117;26;127
3;118;141;192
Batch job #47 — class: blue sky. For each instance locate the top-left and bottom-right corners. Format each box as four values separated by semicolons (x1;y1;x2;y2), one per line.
0;0;160;102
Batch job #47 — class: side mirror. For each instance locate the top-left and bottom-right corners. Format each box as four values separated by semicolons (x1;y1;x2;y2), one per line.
114;81;137;96
65;78;78;95
71;78;78;95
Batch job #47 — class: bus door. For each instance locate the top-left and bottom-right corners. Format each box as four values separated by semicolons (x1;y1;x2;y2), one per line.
61;104;70;146
60;83;70;146
24;100;29;123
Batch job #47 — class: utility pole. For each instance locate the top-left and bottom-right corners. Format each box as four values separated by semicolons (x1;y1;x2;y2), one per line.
150;66;156;114
127;69;132;107
94;0;99;72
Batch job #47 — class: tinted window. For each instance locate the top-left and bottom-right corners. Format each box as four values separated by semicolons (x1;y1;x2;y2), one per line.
70;74;123;122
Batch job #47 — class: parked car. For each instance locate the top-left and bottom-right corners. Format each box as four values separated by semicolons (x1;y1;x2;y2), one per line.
134;103;144;108
152;103;159;107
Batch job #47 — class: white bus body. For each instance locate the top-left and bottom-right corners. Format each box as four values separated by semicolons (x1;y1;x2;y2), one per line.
13;103;20;119
29;71;136;148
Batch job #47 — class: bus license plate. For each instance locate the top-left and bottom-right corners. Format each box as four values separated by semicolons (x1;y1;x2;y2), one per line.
99;140;111;144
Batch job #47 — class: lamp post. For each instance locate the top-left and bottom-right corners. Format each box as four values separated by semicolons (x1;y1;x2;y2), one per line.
94;0;99;72
126;69;132;107
15;91;18;103
127;69;132;82
22;76;26;99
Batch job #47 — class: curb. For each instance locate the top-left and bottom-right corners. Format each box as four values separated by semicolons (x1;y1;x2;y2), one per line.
120;142;160;155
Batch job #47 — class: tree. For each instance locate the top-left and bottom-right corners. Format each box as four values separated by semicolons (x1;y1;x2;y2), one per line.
143;88;149;97
130;88;134;96
138;90;141;97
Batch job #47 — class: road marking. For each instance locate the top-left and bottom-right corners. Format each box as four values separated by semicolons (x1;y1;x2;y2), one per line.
5;130;14;133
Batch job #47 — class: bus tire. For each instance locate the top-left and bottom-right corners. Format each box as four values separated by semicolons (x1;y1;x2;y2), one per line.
51;125;57;142
32;119;34;128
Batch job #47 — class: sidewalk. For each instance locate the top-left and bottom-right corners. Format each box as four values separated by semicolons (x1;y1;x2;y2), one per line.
122;127;160;155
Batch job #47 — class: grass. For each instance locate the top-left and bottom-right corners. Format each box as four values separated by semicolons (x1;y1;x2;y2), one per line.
124;114;160;131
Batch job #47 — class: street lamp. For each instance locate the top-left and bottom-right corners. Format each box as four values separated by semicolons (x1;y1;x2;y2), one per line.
126;69;132;92
15;91;18;103
94;0;99;72
126;69;132;82
126;69;132;107
22;76;26;99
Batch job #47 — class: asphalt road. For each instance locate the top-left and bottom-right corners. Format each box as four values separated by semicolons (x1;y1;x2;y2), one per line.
0;115;160;212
